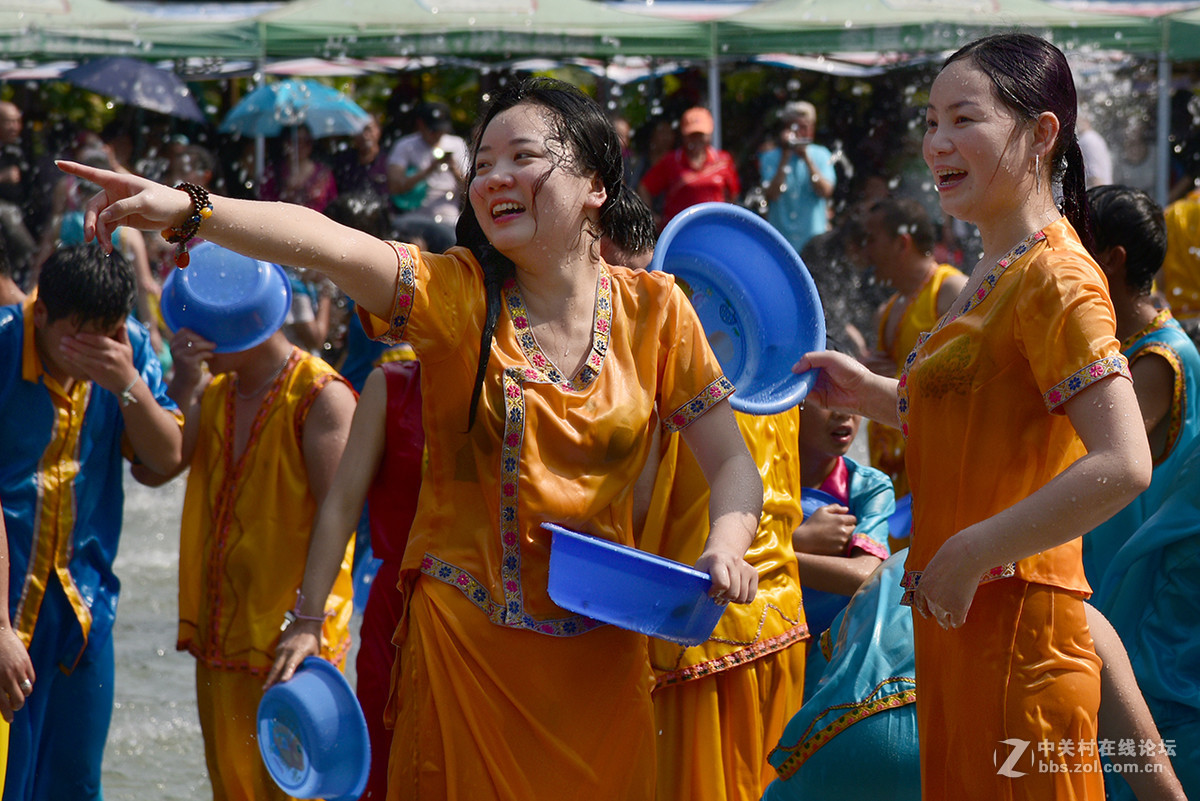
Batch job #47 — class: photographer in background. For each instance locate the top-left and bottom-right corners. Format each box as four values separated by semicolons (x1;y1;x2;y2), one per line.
385;101;467;253
757;100;837;254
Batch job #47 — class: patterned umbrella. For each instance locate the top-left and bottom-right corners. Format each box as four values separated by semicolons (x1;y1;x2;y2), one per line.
62;57;206;122
219;79;370;139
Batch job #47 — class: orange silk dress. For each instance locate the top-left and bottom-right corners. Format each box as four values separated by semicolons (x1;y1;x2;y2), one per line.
1161;189;1200;323
868;262;962;510
899;219;1129;800
177;348;356;801
639;410;808;801
358;244;734;801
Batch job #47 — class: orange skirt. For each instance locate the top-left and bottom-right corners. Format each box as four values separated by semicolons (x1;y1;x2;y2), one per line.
913;579;1103;800
388;577;656;800
653;643;806;801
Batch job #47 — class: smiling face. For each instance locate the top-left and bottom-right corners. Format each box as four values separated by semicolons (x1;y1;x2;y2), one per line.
923;58;1033;226
468;103;606;265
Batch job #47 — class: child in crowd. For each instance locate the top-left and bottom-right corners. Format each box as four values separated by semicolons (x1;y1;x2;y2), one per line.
792;391;892;696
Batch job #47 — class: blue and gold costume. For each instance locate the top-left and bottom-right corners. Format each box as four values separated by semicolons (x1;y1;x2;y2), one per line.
0;298;178;801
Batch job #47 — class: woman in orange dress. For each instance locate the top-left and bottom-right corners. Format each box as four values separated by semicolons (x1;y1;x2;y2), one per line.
795;34;1152;800
62;77;762;801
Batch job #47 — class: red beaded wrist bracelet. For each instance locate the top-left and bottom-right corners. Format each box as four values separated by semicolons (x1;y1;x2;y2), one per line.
161;182;213;269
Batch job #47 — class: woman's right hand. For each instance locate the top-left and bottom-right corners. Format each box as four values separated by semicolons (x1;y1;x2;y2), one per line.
55;160;192;251
794;350;876;414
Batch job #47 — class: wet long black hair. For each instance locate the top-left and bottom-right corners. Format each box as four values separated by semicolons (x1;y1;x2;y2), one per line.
944;33;1096;257
455;77;656;430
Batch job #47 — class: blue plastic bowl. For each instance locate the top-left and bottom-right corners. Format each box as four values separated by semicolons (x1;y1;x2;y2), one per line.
651;202;825;416
161;241;291;353
544;523;725;646
256;656;369;801
801;487;843;519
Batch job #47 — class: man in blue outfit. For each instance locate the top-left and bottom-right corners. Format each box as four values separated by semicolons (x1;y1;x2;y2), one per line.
0;243;183;801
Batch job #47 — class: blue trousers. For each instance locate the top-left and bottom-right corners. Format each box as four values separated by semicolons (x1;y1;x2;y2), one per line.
3;580;114;801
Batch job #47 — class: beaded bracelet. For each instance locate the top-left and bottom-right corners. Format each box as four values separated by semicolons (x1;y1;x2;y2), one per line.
279;590;330;631
161;182;213;269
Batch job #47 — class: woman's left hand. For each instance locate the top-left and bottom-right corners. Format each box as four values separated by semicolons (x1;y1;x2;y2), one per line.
696;549;758;605
910;534;984;629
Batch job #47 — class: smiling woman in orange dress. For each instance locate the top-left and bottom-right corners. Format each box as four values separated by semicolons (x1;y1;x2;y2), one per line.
794;34;1152;800
58;77;763;801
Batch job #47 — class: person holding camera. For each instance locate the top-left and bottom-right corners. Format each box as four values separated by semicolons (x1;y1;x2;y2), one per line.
386;101;468;253
757;101;837;254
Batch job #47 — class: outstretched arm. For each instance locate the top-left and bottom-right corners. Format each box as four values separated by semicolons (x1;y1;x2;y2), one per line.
56;160;402;322
795;350;901;427
681;400;761;605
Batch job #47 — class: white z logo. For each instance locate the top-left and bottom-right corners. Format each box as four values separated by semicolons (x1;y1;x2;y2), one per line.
995;738;1030;778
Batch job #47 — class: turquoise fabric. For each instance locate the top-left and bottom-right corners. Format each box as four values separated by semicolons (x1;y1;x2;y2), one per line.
765;551;919;801
1084;313;1200;584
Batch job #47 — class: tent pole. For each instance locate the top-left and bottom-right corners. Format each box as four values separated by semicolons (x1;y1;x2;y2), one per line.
709;21;721;151
1155;31;1170;206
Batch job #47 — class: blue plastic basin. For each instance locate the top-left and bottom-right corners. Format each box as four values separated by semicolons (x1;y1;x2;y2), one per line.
544;522;725;646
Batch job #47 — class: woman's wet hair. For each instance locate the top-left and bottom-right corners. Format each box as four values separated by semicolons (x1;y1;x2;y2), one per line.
38;243;135;329
944;33;1095;256
1086;184;1166;295
455;77;656;430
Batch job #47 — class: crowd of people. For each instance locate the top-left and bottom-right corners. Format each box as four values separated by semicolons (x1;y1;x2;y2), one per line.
0;29;1199;801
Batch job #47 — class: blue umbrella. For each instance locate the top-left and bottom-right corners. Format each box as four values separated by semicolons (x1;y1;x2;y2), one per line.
220;79;371;139
62;57;206;123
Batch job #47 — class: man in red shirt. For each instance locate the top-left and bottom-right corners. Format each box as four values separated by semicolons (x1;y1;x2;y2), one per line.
638;107;741;230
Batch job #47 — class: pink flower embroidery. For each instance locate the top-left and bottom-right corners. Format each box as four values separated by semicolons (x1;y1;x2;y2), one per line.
532;353;547;367
1089;363;1105;377
899;375;907;388
540;624;555;633
597;319;610;333
524;369;538;381
901;423;909;437
502;482;516;497
503;532;517;546
456;575;470;587
513;316;529;330
1048;390;1062;405
506;385;521;399
505;580;518;592
505;433;520;447
421;556;433;569
672;414;687;426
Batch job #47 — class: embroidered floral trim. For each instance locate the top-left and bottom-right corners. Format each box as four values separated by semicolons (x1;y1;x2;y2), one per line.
896;230;1046;439
847;535;890;561
416;268;619;637
418;554;604;637
664;376;736;432
898;563;1016;606
377;242;419;345
1043;354;1130;411
503;266;612;391
771;678;917;779
653;624;810;689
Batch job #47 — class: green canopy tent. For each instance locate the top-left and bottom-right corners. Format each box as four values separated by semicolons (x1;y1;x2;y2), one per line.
0;0;261;59
255;0;714;59
716;0;1165;55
